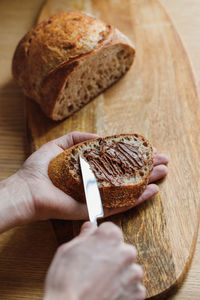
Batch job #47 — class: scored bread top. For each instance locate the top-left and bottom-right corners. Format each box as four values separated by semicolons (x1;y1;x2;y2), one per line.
12;11;111;101
12;11;135;121
48;134;154;207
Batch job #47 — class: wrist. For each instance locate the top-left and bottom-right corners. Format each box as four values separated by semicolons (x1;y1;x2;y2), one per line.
0;172;35;233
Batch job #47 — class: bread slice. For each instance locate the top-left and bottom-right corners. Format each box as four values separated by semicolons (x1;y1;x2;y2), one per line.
48;134;154;208
12;11;135;121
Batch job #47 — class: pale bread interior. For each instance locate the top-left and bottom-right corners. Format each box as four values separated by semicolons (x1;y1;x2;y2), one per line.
66;134;153;188
53;44;134;120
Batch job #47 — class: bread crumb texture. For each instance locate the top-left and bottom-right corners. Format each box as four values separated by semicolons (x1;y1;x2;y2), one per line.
12;11;135;120
48;134;153;208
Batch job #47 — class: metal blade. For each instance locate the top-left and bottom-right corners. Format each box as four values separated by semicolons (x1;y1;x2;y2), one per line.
79;156;104;226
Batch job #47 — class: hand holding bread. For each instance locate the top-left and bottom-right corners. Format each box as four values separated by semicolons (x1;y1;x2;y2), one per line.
49;133;155;208
17;131;168;222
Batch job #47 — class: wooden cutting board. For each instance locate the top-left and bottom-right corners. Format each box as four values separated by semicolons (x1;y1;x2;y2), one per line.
25;0;200;298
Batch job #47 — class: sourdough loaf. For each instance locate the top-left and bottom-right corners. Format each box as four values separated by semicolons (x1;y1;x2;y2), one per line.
12;11;135;121
48;134;154;208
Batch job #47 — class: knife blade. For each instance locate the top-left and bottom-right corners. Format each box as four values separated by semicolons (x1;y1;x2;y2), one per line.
79;156;104;226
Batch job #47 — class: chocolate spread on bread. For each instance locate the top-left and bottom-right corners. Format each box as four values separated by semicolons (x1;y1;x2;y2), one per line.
83;140;144;185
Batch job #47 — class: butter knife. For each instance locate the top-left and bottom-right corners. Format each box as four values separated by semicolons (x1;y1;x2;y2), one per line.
79;156;104;226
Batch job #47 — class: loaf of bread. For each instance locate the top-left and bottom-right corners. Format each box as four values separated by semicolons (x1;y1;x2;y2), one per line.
12;11;135;121
48;134;154;208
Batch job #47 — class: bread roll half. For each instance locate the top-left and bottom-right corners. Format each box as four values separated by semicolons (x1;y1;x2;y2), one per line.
12;11;135;120
48;134;154;208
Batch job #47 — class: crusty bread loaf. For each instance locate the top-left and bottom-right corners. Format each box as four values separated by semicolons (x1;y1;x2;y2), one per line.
12;11;135;121
48;134;154;208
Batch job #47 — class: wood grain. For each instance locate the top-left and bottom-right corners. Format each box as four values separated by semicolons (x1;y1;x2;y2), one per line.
24;0;200;299
0;0;200;299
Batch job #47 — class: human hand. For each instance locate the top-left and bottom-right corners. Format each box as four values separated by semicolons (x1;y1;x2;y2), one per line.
15;131;168;223
44;221;146;300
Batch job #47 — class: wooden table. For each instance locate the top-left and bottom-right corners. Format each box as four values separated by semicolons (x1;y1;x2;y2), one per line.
0;0;199;299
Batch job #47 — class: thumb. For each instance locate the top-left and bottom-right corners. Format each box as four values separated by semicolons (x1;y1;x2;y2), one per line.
79;221;97;237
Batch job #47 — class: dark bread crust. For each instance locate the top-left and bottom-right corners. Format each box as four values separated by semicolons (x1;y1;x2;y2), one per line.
48;134;154;208
12;11;135;120
12;11;112;100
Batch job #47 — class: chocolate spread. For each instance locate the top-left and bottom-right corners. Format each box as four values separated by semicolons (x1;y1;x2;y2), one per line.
83;140;144;185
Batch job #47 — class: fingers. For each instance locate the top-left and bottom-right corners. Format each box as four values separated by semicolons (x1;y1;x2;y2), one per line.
128;264;144;281
79;221;97;237
80;221;125;244
149;165;168;183
34;131;100;168
134;184;159;206
154;153;169;166
53;198;88;220
40;183;89;220
130;282;146;300
98;222;124;241
53;131;99;150
120;261;145;299
46;164;167;221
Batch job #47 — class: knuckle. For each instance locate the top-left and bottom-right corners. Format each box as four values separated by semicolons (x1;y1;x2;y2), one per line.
157;164;168;175
98;222;123;240
130;283;146;300
121;245;138;263
136;284;146;299
81;221;92;231
56;243;69;257
70;130;79;136
80;222;97;237
130;263;144;280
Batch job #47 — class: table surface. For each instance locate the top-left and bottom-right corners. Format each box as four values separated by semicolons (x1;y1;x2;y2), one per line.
0;0;199;299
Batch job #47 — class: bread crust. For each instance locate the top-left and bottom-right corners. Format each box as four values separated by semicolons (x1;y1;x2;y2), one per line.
12;11;135;120
48;134;153;208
